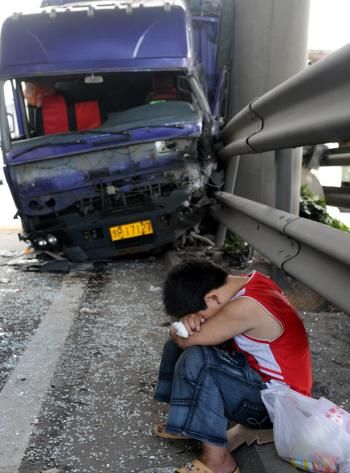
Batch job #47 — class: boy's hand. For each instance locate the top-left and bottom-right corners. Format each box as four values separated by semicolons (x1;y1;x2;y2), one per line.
181;313;205;336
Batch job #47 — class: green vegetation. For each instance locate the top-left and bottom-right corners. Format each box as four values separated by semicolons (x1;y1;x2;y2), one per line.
224;232;253;267
300;185;349;231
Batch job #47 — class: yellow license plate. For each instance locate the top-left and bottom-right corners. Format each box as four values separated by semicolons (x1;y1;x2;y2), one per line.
109;219;154;241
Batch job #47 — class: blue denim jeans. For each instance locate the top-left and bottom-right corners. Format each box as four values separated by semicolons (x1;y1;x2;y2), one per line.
154;340;271;447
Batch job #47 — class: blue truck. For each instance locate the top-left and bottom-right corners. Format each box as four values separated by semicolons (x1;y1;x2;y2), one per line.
0;0;228;260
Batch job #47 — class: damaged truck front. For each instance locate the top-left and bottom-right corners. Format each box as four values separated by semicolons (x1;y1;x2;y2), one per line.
0;1;225;260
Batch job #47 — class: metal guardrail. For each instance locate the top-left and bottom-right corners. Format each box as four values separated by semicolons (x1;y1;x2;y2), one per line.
323;147;350;167
219;43;350;159
323;186;350;209
215;44;350;313
322;148;350;207
304;147;350;209
314;147;350;209
213;192;350;314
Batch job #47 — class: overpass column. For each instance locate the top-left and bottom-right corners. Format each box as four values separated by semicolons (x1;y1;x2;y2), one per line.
222;0;310;208
217;0;310;247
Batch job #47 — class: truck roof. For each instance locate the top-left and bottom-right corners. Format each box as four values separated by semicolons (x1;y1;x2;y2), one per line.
0;1;194;78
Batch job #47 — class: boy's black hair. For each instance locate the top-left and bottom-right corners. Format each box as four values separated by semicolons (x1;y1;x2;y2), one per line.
163;259;228;318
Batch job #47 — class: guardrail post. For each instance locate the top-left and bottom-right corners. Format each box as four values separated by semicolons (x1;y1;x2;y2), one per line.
216;156;240;247
273;148;302;286
275;148;302;215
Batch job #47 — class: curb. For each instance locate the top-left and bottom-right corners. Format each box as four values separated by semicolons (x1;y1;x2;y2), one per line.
235;444;298;473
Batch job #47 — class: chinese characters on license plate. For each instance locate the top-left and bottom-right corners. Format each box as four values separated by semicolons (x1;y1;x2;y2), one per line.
109;220;154;241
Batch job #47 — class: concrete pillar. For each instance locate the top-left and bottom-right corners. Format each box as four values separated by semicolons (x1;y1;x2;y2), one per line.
226;0;310;209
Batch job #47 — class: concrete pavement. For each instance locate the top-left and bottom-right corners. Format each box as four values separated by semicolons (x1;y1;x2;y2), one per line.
0;229;348;473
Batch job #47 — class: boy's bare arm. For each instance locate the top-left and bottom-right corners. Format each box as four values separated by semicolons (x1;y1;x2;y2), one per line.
170;299;257;349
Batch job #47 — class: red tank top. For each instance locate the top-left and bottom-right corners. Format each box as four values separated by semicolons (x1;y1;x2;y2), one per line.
231;271;312;396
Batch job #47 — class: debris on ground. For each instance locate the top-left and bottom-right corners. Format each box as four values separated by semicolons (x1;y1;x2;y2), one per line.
0;249;20;258
149;285;162;292
4;251;71;274
174;230;254;270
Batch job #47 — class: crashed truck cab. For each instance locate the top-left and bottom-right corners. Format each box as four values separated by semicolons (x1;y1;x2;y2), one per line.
0;0;225;261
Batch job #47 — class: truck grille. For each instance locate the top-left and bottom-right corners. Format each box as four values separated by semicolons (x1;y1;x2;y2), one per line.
80;182;177;214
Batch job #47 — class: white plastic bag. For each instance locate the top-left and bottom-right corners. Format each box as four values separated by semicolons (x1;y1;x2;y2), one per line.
261;386;350;473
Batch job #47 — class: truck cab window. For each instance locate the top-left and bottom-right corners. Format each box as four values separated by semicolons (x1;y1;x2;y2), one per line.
4;80;21;140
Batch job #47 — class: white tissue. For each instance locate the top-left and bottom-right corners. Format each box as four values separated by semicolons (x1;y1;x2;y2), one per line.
171;321;189;339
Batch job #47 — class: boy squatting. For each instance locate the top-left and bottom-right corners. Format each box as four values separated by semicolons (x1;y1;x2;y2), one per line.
154;259;312;473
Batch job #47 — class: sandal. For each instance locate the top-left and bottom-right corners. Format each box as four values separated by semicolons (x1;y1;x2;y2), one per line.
153;422;188;440
175;459;240;473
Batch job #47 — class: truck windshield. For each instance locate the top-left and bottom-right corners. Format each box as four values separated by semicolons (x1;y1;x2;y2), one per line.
1;71;196;150
7;100;200;161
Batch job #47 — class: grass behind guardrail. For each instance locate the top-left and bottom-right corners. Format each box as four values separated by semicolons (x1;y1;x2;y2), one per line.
300;185;349;231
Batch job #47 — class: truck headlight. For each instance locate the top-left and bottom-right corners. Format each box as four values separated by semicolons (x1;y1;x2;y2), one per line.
35;237;48;248
47;234;58;246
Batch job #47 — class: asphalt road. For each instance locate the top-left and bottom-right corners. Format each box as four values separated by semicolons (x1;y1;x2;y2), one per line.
0;236;201;473
0;232;349;473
